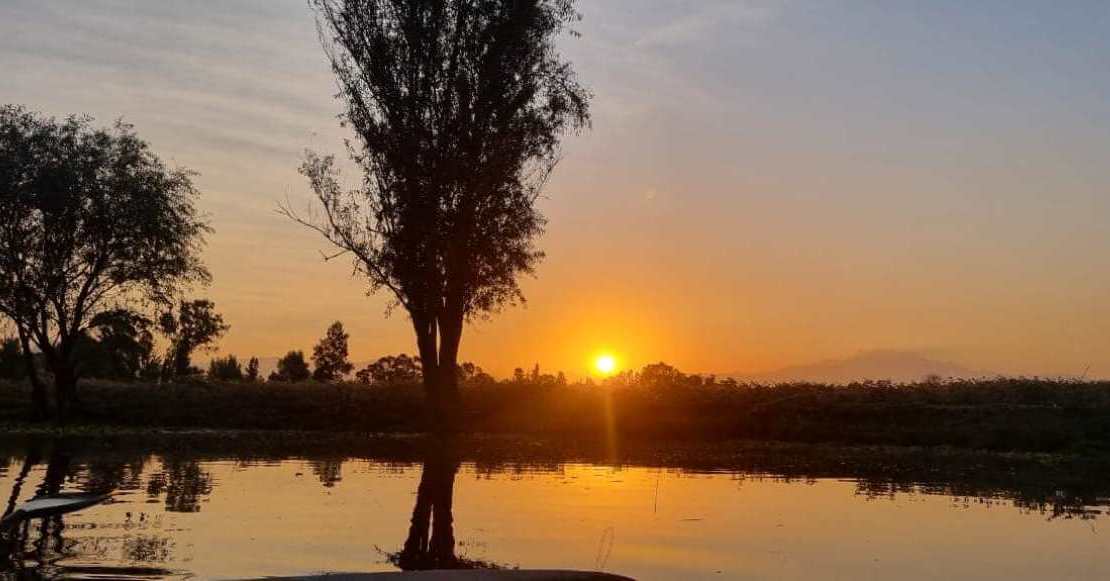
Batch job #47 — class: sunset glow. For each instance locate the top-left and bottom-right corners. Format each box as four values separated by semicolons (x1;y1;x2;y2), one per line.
594;354;618;375
4;2;1106;380
4;2;1110;579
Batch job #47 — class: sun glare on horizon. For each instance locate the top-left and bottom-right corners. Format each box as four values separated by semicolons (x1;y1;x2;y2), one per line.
594;354;618;375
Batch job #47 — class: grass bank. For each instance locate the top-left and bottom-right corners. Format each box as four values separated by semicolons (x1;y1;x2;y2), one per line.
3;377;1110;454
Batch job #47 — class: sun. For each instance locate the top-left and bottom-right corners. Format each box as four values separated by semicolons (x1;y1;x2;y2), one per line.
594;354;618;375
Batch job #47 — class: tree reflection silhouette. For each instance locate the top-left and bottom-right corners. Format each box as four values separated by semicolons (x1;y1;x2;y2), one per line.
146;458;213;513
389;438;502;571
396;439;461;569
1;445;71;574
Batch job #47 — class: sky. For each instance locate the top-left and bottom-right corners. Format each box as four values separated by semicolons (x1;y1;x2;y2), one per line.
1;0;1108;379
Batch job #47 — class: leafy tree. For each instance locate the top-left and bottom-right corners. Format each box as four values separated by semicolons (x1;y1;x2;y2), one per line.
311;321;353;382
270;350;311;383
208;355;243;381
245;356;260;382
638;362;685;388
0;106;211;419
159;299;229;377
0;337;25;381
87;309;155;380
356;354;422;386
138;354;164;381
456;361;485;382
286;0;590;431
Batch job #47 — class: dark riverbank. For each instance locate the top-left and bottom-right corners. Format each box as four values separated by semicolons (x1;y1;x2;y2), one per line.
3;376;1110;454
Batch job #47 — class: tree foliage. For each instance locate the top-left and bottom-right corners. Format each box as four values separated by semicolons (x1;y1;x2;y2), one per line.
86;309;156;380
0;337;25;381
245;356;261;382
159;299;229;377
0;105;211;417
638;362;685;388
287;0;590;428
356;353;422;386
208;355;244;381
270;350;311;383
311;321;354;381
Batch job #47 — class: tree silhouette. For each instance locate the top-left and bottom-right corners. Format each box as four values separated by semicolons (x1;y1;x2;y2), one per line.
356;353;422;386
0;337;24;381
245;356;261;382
0;106;211;420
208;355;243;381
638;362;685;388
311;321;353;382
158;299;229;377
396;441;463;568
456;361;488;384
270;350;311;383
286;0;590;431
86;309;156;380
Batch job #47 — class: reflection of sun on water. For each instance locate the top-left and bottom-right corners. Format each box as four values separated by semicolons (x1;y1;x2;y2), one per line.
595;354;617;375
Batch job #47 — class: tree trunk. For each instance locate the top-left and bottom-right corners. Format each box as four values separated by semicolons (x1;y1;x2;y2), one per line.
434;312;464;434
427;362;461;435
15;327;48;421
172;344;191;377
413;310;464;434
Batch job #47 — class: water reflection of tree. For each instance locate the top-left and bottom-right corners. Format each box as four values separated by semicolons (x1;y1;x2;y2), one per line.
386;439;501;571
83;456;148;494
146;458;214;513
1;445;73;575
310;459;344;488
2;444;184;577
3;442;41;521
854;478;1105;520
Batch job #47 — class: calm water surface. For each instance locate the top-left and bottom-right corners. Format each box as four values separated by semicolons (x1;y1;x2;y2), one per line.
1;438;1108;580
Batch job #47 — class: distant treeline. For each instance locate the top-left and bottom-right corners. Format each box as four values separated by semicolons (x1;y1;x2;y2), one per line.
3;365;1109;454
0;316;485;387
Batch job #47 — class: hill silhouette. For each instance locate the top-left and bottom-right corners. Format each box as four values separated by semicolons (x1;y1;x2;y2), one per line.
730;350;985;384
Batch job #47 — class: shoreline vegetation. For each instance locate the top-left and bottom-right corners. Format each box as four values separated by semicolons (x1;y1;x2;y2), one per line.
3;375;1110;455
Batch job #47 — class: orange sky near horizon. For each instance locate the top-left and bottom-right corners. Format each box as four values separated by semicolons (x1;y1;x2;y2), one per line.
2;1;1109;379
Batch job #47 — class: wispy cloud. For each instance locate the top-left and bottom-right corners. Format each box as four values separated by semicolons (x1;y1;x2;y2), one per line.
633;0;786;50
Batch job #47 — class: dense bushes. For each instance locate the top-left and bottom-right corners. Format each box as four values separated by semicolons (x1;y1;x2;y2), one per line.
2;376;1110;453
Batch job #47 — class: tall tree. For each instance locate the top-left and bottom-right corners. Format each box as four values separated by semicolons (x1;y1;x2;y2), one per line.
312;321;354;381
159;299;229;377
0;106;211;419
287;0;590;430
245;356;261;383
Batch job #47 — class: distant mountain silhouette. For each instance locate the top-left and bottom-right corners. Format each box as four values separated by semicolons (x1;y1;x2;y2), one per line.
729;350;986;384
